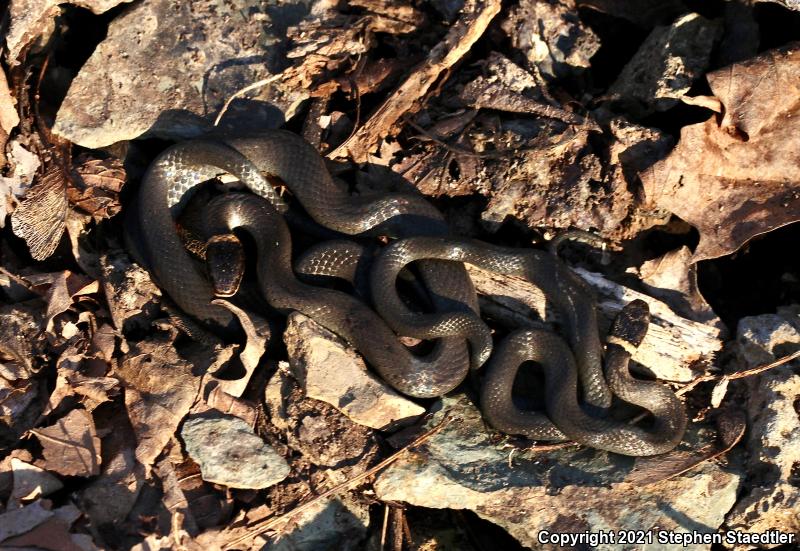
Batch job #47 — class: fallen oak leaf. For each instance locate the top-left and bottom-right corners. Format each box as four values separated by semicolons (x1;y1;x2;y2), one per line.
24;270;99;335
641;42;800;262
0;499;53;543
31;408;102;477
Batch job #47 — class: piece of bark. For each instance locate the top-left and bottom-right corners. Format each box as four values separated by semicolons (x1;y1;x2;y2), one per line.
466;264;722;382
329;0;502;162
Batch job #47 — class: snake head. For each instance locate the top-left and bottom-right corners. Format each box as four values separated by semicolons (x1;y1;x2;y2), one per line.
206;233;245;297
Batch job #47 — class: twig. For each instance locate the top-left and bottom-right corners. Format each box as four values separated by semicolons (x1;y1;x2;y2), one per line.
213;74;283;127
676;349;800;397
380;503;390;550
223;414;456;549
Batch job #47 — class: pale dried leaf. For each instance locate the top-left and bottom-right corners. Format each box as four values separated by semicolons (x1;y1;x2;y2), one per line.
31;409;102;477
0;140;41;226
0;67;19;136
639;246;721;327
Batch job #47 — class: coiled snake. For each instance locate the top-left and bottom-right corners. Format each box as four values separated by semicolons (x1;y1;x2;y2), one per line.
131;130;687;456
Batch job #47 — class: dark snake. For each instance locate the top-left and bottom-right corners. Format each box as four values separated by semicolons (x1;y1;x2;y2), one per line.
132;130;687;455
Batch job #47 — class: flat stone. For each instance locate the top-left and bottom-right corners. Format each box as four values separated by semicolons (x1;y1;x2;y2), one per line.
283;313;425;431
375;395;741;551
5;0;130;65
53;0;311;148
725;313;800;546
181;414;290;490
269;494;370;551
608;13;720;115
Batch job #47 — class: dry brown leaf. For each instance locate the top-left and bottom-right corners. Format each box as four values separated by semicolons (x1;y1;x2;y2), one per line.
99;251;161;332
0;513;94;551
24;270;99;335
78;409;145;532
0;499;53;542
641;42;800;262
0;302;44;376
31;408;102;477
116;331;202;471
10;162;69;260
68;156;126;221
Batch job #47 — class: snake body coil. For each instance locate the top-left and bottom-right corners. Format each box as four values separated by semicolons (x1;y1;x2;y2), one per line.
132;130;687;456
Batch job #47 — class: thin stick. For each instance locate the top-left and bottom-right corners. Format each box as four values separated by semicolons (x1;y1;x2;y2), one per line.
213;74;283;127
380;503;390;550
676;349;800;397
223;414;455;549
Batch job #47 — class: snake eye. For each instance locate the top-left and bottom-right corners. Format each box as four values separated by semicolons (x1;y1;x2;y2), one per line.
206;234;245;297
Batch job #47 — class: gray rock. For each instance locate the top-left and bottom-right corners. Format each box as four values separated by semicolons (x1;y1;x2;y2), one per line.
53;0;312;148
181;415;290;490
725;313;800;546
5;0;131;65
608;13;721;115
283;313;425;431
269;495;370;551
375;395;740;551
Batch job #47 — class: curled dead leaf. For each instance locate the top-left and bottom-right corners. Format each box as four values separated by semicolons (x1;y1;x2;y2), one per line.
641;42;800;261
68;156;126;221
210;299;269;398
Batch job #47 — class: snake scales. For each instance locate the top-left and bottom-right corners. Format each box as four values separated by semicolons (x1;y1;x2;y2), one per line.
132;129;687;456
